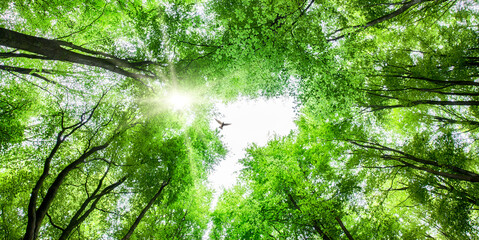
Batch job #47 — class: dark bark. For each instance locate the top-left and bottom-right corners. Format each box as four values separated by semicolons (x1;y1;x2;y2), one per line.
367;92;479;111
0;52;49;60
24;131;65;240
361;0;424;27
369;101;479;112
433;116;479;126
0;65;56;75
366;85;479;97
45;212;64;231
312;220;331;240
328;0;434;41
349;140;479;182
121;178;171;240
58;176;127;240
464;59;479;67
287;194;331;240
382;74;479;87
27;143;111;240
0;27;154;86
393;158;479;182
24;95;111;240
335;216;354;240
425;90;479;97
0;65;57;84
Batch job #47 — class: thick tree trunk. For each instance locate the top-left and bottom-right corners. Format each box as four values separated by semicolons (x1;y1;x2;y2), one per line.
0;27;153;85
121;178;171;240
394;158;479;182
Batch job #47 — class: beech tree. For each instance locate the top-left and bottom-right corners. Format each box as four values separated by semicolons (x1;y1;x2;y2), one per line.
0;27;156;86
1;0;478;239
1;2;225;239
326;0;459;41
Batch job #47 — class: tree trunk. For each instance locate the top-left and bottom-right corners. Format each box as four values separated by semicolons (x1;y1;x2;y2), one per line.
287;193;331;240
349;140;479;183
369;98;479;111
433;116;479;126
386;74;479;87
58;176;127;240
24;132;64;240
394;158;479;182
121;178;171;240
311;220;332;240
24;143;111;240
361;0;425;28
335;216;354;240
366;86;479;97
328;0;434;41
0;27;153;85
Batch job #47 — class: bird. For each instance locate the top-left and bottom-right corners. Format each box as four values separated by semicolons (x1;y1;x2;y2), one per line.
215;119;231;129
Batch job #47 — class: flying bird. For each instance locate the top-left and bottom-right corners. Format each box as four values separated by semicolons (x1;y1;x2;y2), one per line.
215;119;231;129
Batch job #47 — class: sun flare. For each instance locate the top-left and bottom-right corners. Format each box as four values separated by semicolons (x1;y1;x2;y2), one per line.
168;92;192;111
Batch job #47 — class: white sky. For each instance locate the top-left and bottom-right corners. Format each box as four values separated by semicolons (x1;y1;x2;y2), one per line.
207;96;297;192
202;96;297;239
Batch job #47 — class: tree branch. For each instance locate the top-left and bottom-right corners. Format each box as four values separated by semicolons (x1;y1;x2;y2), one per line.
335;216;354;240
45;211;65;231
121;177;172;240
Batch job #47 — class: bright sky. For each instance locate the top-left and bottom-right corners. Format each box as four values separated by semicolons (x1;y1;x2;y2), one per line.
208;96;297;190
206;95;297;205
202;96;297;239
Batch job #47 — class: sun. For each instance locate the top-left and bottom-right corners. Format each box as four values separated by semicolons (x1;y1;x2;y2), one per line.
168;92;192;111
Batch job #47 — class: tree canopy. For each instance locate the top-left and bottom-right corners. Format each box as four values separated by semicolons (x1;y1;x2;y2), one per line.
1;0;478;239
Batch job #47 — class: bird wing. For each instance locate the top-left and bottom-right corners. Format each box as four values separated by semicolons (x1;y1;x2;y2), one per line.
215;119;223;124
223;123;232;126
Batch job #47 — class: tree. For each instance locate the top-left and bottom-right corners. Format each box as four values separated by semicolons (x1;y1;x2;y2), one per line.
2;0;479;239
0;83;35;150
326;0;460;41
0;83;225;239
21;88;139;240
57;174;127;240
153;0;327;98
0;27;156;87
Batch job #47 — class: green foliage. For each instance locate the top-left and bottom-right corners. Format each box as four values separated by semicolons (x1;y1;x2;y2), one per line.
212;129;355;239
1;0;479;239
0;81;35;149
